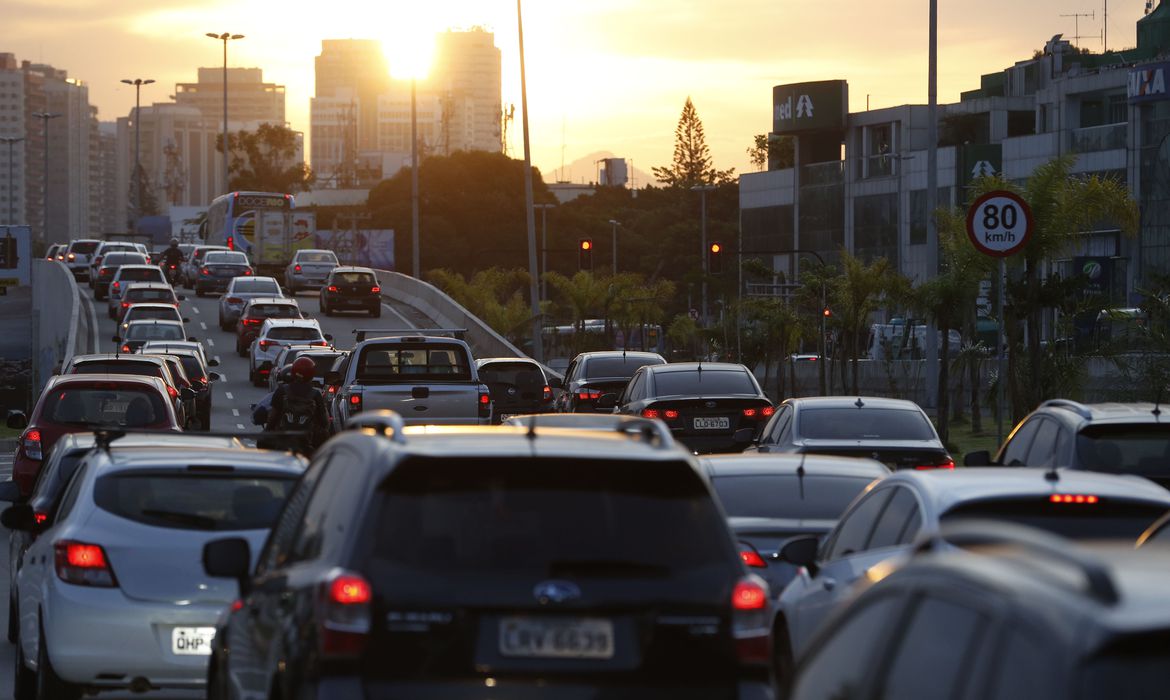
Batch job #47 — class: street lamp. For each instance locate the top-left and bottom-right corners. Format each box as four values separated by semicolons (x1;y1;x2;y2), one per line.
607;219;620;276
32;112;61;248
535;203;555;299
691;184;716;327
206;32;244;195
411;77;420;279
516;0;543;363
0;136;23;226
121;78;154;230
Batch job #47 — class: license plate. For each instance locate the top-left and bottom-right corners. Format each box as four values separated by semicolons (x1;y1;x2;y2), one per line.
499;617;614;659
693;416;730;430
171;627;216;656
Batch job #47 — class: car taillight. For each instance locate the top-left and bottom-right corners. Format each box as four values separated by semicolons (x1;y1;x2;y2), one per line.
226;236;234;250
318;571;371;659
258;340;271;350
34;511;48;525
762;406;775;417
1050;494;1100;504
641;409;660;419
244;269;253;276
577;391;601;401
740;549;767;569
121;344;131;353
201;267;210;276
168;264;177;270
100;268;112;276
914;458;956;471
348;392;363;414
243;318;260;325
54;540;118;587
542;385;552;402
312;340;328;347
664;409;680;420
166;385;178;399
294;264;302;272
743;408;757;418
22;428;43;461
731;575;770;666
227;297;243;304
327;385;337;394
327;285;339;292
479;391;491;418
121;302;130;308
371;286;381;293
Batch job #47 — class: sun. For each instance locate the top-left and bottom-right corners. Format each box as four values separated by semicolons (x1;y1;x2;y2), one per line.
377;1;499;80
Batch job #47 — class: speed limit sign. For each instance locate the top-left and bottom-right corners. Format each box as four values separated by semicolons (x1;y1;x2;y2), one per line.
966;190;1033;257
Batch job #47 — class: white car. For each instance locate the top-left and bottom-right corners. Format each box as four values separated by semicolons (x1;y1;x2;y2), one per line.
106;265;169;318
248;318;331;387
120;304;187;335
88;241;139;287
7;436;305;698
284;249;339;293
64;239;101;280
140;340;209;368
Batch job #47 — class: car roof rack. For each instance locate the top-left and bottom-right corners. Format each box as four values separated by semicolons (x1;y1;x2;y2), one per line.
607;415;676;448
353;328;467;342
921;519;1119;605
344;410;407;443
1040;399;1093;420
90;428;315;456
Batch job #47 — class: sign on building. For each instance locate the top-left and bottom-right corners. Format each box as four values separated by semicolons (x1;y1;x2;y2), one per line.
773;80;848;134
1128;62;1170;103
958;143;1003;192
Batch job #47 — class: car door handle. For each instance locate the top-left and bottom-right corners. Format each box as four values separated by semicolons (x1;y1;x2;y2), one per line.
821;577;837;591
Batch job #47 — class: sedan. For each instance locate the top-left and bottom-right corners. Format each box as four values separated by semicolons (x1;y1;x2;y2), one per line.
318;266;382;317
235;297;303;356
600;362;774;454
195;251;253;297
749;396;954;470
217;276;284;330
116;319;192;353
556;350;666;413
106;264;168;318
6;437;305;698
284;249;339;293
93;251;149;300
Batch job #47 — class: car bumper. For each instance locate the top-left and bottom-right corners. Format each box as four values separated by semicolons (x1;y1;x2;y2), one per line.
196;278;231;292
44;582;226;688
352;679;767;700
67;264;89;280
673;433;756;455
94;280;111;294
323;293;378;308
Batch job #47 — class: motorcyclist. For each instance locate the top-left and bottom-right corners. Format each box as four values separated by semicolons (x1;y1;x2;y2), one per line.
160;238;184;284
265;356;329;450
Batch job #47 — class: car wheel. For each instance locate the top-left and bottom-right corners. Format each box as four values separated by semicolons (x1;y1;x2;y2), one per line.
13;623;34;700
370;304;381;318
35;621;81;700
773;619;796;700
321;299;332;317
195;288;204;298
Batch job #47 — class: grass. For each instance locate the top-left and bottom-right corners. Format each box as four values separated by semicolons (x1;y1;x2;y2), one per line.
934;416;1002;460
0;425;21;440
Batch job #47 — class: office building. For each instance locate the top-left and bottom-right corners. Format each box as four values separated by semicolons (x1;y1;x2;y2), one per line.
174;67;286;126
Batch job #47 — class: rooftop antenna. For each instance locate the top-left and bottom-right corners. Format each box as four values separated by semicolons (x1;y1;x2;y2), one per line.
1059;10;1095;49
854;397;865;408
1154;386;1163;419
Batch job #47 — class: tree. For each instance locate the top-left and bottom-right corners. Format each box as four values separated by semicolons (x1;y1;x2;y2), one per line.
822;252;908;395
127;163;160;229
652;97;735;187
747;134;794;171
218;123;313;193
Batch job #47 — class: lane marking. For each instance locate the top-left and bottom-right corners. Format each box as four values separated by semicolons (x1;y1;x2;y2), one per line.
83;291;100;353
206;338;215;347
199;322;208;331
382;302;415;329
232;408;240;417
192;306;200;314
236;423;245;430
225;391;234;400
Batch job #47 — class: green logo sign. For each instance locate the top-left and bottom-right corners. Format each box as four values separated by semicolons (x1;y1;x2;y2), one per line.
773;80;848;134
959;143;1003;191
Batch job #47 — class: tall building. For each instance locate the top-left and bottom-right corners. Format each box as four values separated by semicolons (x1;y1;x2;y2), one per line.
431;28;502;154
174;68;286;126
315;39;390;155
0;54;26;228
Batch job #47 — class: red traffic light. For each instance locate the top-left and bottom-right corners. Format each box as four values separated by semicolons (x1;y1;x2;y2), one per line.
710;243;721;254
580;239;592;251
823;308;832;317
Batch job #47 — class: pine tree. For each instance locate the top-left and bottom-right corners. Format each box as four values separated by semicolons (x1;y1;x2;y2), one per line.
652;97;735;188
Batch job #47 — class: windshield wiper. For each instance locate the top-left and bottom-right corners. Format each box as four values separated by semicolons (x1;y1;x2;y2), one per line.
548;559;670;578
140;509;219;530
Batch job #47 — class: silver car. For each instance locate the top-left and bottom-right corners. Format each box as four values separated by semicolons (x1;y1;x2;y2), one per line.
106;264;169;319
7;435;306;697
217;276;283;330
284;249;339;293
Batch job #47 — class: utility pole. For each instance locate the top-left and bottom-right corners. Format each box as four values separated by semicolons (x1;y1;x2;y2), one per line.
692;184;716;328
925;0;941;410
120;78;154;230
206;32;244;195
517;0;544;363
0;136;23;226
411;77;420;279
32;112;61;249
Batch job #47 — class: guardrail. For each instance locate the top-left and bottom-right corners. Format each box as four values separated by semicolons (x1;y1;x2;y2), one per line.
32;259;80;391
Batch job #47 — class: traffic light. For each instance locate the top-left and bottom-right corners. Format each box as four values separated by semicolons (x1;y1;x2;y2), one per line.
578;238;593;271
823;307;833;318
708;242;723;274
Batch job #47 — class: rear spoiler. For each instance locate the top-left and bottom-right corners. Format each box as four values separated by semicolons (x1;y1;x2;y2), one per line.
353;328;467;342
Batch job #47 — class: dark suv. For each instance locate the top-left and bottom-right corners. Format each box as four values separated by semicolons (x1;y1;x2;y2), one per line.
965;399;1170;487
790;521;1170;700
319;266;381;317
203;412;771;699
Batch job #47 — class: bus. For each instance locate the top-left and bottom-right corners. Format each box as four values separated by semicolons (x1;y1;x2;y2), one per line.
202;191;295;254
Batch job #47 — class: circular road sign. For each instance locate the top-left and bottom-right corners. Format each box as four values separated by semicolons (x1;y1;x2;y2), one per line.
966;190;1033;258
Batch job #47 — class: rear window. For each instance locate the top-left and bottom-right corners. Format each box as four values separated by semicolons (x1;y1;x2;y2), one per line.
42;386;169;427
104;253;147;266
268;326;322;341
712;474;877;520
93;474;295;531
125;323;184;340
71;362;160;378
356;345;471;382
333;271;376;285
585;356;664;379
232;279;280;294
1076;425;1170;477
298;251;337;263
247;304;299;318
206;252;248;265
126;308;180;322
942;497;1168;540
368;458;734;576
127;289;175;303
653;369;758;397
479;362;546;387
799;408;937;441
70;241;99;254
118;268;164;282
283;353;341;377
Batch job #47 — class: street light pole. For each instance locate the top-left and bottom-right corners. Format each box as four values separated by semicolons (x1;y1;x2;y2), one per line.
535;203;554;300
1;136;23;226
516;0;543;364
692;184;716;327
411;77;420;279
924;0;940;409
206;32;244;196
608;219;619;276
32;112;61;248
121;78;154;230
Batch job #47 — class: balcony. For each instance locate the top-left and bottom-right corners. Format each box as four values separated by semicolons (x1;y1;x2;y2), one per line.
1071;123;1127;154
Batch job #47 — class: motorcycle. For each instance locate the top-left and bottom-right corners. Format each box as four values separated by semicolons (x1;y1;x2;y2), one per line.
165;263;181;286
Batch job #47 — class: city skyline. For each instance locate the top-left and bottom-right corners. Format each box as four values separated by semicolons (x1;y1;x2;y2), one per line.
3;0;1151;184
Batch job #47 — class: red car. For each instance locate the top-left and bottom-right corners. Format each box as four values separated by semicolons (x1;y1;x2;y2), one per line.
6;374;181;496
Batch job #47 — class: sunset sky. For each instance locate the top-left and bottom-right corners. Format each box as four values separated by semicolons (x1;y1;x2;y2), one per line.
3;0;1149;184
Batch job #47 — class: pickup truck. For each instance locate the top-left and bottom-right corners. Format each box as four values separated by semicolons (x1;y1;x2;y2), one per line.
325;329;492;427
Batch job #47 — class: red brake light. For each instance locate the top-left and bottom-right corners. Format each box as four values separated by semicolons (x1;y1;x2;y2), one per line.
542;385;552;402
330;575;372;605
230;599;244;612
732;579;768;610
22;429;43;461
641;409;660;419
731;575;770;666
1050;494;1100;504
480;394;491;405
578;391;601;401
761;406;775;417
318;571;372;659
479;390;492;418
327;285;339;292
121;345;131;353
201;267;210;275
294;264;302;272
664;409;680;420
122;302;130;308
34;512;48;525
244;269;253;275
227;297;242;304
54;540;118;587
112;281;120;289
166;385;178;399
349;394;362;405
226;236;234;250
258;340;271;350
371;286;381;293
914;458;956;471
740;549;767;569
742;408;757;418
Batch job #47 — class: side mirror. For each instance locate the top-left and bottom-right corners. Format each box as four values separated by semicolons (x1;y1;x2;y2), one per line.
547;377;563;390
323;334;334;342
202;537;252;597
0;504;36;532
208;372;223;383
207;359;220;367
6;410;28;430
732;427;755;444
595;393;618;410
324;370;342;386
187;336;198;342
0;480;23;502
778;535;820;574
112;335;122;343
182;317;191;323
963;450;994;467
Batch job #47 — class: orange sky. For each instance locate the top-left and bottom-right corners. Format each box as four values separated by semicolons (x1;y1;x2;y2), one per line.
3;0;1149;185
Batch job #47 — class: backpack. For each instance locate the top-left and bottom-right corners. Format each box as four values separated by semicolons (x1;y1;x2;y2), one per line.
277;390;318;430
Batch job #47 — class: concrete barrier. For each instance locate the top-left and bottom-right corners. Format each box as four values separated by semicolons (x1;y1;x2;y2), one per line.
32;259;79;391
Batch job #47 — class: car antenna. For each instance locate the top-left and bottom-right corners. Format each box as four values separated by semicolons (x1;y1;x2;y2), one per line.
1044;465;1060;483
1154;388;1163;420
526;413;537;442
854;397;865;408
797;452;807;500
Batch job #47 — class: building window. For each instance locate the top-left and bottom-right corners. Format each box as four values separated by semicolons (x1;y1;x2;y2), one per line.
862;123;895;179
854;193;898;264
909;187;953;246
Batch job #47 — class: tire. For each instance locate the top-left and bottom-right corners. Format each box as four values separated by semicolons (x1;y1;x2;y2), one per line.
321;298;332;317
35;621;81;700
773;620;796;700
13;622;34;700
370;304;381;318
94;288;105;301
196;288;205;298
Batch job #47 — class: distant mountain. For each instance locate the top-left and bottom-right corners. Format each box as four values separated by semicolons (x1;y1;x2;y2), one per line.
546;151;658;188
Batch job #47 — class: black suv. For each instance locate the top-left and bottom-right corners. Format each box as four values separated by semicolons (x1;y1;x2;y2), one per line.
203;412;771;699
790;521;1170;700
319;266;381;317
965;399;1170;487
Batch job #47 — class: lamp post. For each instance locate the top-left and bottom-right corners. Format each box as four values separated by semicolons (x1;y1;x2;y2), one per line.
32;112;61;248
206;32;244;195
691;184;716;327
535;203;555;300
1;136;23;226
924;0;940;409
517;0;543;363
121;78;154;230
607;219;620;276
411;77;420;279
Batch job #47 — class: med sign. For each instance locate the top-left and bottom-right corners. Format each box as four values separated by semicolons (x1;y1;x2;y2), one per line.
966;191;1033;258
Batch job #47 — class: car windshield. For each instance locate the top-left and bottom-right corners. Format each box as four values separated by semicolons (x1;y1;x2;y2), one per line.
711;474;878;520
798;407;938;440
333;271;375;285
267;326;322;341
653;369;757;396
118;268;164;282
284;353;341;378
356;345;471;382
232;279;280;294
368;457;734;578
42;386;169;427
942;497;1168;540
298;252;337;263
1076;425;1170;477
70;241;99;254
125;323;184;340
94;473;296;531
206;252;248;265
585;356;663;379
247;304;299;318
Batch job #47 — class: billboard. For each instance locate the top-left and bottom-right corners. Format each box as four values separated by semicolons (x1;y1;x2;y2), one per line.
315;229;395;269
0;225;32;291
773;80;848;134
958;143;1003;192
1128;62;1170;104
